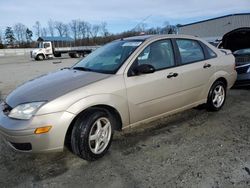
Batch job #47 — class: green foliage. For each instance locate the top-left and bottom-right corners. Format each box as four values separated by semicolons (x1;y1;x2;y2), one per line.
26;28;33;42
5;27;15;46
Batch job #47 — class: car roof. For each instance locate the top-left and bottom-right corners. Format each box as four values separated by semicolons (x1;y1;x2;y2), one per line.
123;34;200;41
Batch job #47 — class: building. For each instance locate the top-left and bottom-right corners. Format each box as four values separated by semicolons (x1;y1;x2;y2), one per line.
178;13;250;42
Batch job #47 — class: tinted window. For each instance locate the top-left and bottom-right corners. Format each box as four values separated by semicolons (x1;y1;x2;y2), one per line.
136;40;175;70
176;39;205;64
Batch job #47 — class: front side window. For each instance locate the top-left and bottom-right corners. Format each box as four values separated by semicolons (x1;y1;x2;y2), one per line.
44;43;50;48
73;40;143;74
136;39;175;70
176;39;205;64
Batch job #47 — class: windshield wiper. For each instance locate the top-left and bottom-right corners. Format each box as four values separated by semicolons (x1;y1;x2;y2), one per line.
72;67;93;72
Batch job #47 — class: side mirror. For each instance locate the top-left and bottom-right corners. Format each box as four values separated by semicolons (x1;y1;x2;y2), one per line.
134;64;155;75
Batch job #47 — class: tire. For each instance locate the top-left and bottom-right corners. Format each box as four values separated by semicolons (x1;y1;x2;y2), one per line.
71;108;114;161
36;54;45;61
206;80;226;111
74;53;80;58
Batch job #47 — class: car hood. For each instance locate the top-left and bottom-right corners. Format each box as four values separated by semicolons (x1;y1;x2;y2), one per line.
6;69;111;107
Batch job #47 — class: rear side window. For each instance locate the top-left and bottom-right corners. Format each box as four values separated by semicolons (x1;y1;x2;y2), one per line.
176;39;205;64
206;46;217;58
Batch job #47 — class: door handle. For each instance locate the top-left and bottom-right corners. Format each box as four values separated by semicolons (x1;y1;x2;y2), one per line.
167;72;178;78
203;63;211;68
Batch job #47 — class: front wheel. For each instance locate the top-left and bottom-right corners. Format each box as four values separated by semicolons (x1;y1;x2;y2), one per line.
71;109;114;161
36;54;45;61
206;81;226;111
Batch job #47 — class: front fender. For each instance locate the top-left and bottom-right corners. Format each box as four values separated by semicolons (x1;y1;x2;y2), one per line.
66;94;130;126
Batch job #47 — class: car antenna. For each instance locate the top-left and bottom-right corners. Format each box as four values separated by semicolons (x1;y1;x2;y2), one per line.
131;15;152;31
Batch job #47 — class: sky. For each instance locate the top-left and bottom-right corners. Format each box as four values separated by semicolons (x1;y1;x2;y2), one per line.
0;0;249;34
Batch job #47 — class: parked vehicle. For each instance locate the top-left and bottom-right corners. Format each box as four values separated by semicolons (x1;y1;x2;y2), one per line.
0;35;237;161
30;36;97;61
220;27;250;86
233;48;250;86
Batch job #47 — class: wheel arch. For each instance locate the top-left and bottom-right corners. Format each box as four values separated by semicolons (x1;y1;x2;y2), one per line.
64;104;123;148
35;53;45;60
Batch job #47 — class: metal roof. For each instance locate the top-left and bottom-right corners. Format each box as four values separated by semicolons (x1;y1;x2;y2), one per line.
178;13;250;27
37;36;74;42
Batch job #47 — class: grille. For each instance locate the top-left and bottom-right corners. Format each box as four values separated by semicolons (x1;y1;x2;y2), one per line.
236;66;250;74
236;56;250;63
1;102;12;115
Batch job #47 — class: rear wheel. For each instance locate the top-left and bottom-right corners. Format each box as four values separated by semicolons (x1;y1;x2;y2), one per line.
206;81;226;111
71;109;114;161
74;53;80;58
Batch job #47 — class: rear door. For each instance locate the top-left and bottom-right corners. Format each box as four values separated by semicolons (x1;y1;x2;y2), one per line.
124;39;184;123
173;38;216;105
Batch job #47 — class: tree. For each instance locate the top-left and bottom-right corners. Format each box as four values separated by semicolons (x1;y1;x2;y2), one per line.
0;29;4;48
48;19;55;37
33;21;41;37
79;21;90;39
41;27;47;36
13;23;26;44
54;21;69;37
162;21;178;34
90;24;100;38
100;22;109;37
5;27;15;46
70;19;81;41
26;28;33;43
0;29;2;44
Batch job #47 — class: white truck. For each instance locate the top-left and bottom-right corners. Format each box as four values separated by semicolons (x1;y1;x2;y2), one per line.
30;36;98;61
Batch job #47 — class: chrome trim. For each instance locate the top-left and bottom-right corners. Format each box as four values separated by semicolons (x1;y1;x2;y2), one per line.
236;63;250;68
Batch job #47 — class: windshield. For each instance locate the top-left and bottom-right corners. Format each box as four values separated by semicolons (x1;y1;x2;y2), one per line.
72;40;143;74
234;48;250;55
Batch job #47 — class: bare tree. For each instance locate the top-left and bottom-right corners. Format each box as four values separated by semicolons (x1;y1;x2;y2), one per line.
70;19;80;41
48;19;55;37
41;27;47;37
33;21;41;38
100;22;109;37
134;23;147;32
79;21;90;39
85;22;91;38
55;21;69;37
62;24;69;37
162;21;177;34
14;23;27;44
54;21;64;36
90;24;100;38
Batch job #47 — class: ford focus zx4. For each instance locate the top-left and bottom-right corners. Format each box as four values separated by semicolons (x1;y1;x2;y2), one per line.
0;35;237;161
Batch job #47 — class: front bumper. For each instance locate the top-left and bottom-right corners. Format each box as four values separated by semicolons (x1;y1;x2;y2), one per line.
0;109;75;152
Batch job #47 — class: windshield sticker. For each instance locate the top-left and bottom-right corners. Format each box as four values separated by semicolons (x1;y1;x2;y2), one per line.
122;42;142;47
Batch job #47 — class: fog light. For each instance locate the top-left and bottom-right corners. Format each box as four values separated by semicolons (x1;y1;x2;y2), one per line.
34;126;52;134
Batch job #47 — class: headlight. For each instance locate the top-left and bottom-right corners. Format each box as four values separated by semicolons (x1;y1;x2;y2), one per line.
8;102;45;120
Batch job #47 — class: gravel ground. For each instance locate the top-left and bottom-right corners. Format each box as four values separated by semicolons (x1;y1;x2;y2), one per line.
0;55;249;188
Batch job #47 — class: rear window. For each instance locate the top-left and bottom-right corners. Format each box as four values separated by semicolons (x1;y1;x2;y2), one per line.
176;39;205;64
